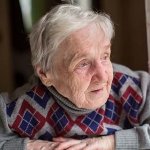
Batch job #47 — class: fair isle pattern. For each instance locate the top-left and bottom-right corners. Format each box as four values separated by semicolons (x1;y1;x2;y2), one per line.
112;72;142;125
6;72;143;140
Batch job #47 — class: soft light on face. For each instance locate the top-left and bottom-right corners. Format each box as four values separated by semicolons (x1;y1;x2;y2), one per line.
49;23;113;109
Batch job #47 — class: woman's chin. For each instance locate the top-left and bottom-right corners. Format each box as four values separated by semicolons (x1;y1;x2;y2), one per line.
84;97;108;110
80;101;105;110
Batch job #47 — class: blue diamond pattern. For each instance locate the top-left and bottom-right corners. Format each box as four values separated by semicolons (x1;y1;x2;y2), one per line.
30;117;38;126
26;125;34;135
24;111;32;122
7;100;16;117
89;121;98;132
95;114;102;122
120;75;127;85
107;128;117;134
26;88;51;109
105;109;112;118
19;120;28;131
106;101;114;110
39;131;53;140
105;99;120;122
18;110;40;136
83;118;91;126
60;116;68;127
51;107;69;132
129;109;137;118
82;111;103;132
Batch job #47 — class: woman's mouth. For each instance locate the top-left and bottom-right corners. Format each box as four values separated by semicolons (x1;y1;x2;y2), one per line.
91;88;104;93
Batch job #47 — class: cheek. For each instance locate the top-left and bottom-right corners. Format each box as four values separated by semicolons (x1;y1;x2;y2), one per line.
107;65;113;85
67;73;91;96
52;66;70;93
73;72;92;87
68;74;84;92
75;67;94;83
67;75;90;107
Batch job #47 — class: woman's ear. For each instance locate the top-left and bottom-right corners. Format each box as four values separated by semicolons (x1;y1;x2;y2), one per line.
35;65;53;87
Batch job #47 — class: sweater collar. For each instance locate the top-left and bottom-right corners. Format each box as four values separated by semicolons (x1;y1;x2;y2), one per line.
48;86;94;115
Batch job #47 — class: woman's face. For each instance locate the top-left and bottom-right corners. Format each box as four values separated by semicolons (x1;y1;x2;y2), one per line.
47;24;113;109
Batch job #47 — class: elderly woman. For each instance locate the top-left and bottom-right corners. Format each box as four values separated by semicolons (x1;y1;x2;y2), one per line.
0;4;150;150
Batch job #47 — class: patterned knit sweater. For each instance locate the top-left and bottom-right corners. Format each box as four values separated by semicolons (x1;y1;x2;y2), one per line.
6;72;142;140
1;64;150;150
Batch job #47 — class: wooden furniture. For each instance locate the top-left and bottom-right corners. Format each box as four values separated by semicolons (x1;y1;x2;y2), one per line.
0;0;13;92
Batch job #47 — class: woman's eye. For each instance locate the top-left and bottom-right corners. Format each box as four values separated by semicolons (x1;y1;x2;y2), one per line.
104;55;109;60
79;62;89;68
76;61;90;69
101;53;110;60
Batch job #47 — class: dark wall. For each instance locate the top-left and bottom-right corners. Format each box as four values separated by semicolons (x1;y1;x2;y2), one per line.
0;0;148;92
99;0;148;71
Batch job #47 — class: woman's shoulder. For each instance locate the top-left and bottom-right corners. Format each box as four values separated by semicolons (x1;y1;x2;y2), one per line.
10;75;39;100
112;63;149;79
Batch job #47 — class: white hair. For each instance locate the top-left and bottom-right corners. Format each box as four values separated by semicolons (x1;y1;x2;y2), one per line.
29;4;114;73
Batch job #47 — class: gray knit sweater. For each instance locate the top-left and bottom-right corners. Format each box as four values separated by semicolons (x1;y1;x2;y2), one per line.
0;63;150;150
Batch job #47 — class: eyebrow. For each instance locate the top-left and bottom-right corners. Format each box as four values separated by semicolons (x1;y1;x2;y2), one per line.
64;51;86;66
64;43;111;69
104;43;111;51
63;49;90;71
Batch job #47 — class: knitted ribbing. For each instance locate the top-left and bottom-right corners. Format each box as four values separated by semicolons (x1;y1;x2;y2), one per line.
48;86;94;115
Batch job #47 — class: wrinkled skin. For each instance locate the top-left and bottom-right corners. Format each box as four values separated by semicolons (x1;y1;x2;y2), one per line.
40;23;113;110
33;23;115;150
27;135;114;150
53;135;114;150
27;140;59;150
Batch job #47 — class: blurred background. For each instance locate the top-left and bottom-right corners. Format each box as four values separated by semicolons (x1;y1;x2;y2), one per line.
0;0;149;93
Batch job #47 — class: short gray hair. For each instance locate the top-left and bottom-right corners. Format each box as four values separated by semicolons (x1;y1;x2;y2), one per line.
29;4;114;73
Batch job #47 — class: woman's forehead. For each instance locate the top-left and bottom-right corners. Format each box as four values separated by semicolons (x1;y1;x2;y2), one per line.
56;24;110;64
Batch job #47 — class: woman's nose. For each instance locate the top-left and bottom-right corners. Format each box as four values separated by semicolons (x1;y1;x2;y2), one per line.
92;61;107;82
